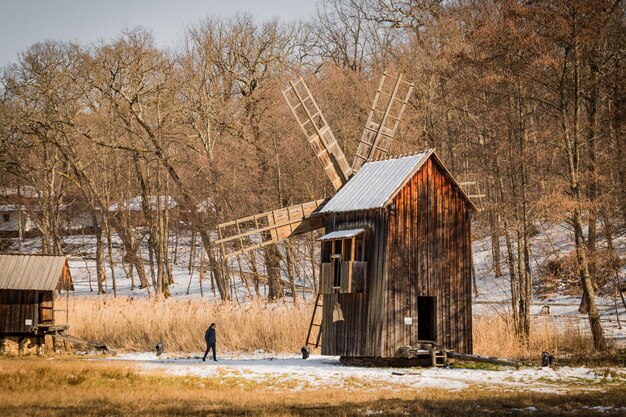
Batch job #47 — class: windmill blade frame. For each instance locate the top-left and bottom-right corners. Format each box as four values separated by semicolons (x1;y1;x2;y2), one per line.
352;73;414;172
215;199;326;258
283;78;352;190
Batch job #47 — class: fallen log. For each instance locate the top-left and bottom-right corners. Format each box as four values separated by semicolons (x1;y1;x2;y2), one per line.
447;351;520;368
51;333;110;353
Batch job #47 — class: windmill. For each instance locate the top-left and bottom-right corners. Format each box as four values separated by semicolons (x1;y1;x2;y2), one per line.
215;73;413;349
215;73;480;364
215;73;414;259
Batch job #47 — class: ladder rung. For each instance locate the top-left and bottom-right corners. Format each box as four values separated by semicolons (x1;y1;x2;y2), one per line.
394;96;411;103
364;126;394;136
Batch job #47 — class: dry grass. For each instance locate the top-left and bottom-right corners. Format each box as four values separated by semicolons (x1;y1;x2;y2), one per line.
66;298;311;352
55;298;600;360
473;315;597;360
0;358;623;416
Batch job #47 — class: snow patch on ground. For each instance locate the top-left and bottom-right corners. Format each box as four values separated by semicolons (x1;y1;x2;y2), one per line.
102;352;625;393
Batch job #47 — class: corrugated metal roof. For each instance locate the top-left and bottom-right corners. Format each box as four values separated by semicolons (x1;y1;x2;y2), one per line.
317;228;366;241
319;151;432;213
0;254;73;291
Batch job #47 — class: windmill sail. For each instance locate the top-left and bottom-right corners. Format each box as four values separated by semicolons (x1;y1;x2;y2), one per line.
458;181;486;212
352;73;414;172
216;199;326;258
283;78;352;190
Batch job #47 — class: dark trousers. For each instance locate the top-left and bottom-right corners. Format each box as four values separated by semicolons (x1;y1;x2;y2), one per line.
203;342;216;361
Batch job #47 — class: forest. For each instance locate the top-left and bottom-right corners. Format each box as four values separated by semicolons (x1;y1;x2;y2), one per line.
0;0;624;356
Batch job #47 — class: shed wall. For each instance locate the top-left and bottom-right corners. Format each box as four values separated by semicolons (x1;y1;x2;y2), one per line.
0;289;54;334
321;209;389;357
385;158;473;355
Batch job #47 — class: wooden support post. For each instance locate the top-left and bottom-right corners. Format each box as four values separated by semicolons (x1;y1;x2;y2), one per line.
18;337;25;355
0;336;4;354
36;335;43;355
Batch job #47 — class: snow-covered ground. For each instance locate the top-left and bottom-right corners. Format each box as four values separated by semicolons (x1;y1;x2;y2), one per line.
103;351;625;394
4;224;626;401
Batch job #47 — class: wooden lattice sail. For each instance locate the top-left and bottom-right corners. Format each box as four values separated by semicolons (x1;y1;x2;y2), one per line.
352;73;414;172
458;181;486;212
216;72;414;260
216;199;326;258
283;78;352;190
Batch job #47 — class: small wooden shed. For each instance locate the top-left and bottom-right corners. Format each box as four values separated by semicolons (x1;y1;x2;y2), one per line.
0;254;73;351
315;150;474;361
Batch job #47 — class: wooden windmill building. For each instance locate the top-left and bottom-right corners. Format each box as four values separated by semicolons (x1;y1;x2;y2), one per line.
315;150;474;359
216;73;476;362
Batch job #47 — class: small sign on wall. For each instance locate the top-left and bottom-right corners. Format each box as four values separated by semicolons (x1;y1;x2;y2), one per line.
25;319;33;326
404;317;413;326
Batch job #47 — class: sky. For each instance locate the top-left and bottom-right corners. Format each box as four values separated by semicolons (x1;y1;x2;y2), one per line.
0;0;318;67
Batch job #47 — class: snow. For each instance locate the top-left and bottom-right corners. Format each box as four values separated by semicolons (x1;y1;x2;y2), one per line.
101;351;625;392
108;195;178;212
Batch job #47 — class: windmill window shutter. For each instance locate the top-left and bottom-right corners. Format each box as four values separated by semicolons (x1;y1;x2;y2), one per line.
319;234;367;295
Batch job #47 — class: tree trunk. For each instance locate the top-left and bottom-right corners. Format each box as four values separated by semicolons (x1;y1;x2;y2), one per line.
264;245;283;300
104;215;117;297
489;211;502;278
94;223;106;294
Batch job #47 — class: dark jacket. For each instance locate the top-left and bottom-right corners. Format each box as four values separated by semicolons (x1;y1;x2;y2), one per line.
205;327;216;344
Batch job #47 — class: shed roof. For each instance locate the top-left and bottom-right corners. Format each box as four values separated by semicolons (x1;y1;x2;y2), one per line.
0;254;74;291
319;150;475;214
318;228;366;241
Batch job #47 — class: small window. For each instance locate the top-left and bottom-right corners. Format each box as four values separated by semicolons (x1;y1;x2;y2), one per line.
2;213;9;222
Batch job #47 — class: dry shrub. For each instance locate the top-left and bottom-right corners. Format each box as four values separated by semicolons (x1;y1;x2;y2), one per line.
67;298;312;353
536;249;624;298
535;252;581;297
473;315;596;360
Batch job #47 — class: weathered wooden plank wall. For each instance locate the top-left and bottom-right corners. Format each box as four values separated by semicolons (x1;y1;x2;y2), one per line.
385;158;473;355
321;210;389;357
0;289;49;334
319;156;472;358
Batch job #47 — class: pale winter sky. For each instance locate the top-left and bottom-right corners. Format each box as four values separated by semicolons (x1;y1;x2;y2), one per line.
0;0;318;67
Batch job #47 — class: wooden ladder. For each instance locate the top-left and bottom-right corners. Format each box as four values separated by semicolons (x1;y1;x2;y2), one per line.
431;349;448;368
305;293;324;348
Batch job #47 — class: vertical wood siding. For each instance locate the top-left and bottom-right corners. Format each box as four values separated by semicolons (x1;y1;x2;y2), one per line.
321;210;388;357
0;289;55;334
385;158;473;355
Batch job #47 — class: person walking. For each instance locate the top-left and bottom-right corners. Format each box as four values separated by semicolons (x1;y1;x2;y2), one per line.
203;323;217;362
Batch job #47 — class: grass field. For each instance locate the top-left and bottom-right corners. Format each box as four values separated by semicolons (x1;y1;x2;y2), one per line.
0;357;624;417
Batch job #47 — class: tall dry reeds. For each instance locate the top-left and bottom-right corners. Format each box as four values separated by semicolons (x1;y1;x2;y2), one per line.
473;315;597;360
67;298;312;352
66;298;597;358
